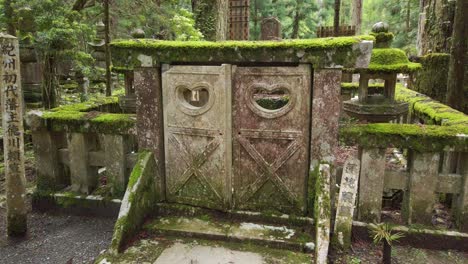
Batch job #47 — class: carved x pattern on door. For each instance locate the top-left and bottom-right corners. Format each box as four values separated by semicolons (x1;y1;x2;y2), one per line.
236;130;302;206
167;126;223;203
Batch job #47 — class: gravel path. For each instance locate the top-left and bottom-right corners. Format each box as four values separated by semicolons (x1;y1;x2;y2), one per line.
0;208;115;264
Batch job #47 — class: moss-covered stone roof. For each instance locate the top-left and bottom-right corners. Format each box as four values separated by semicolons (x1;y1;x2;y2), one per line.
366;48;421;73
345;48;421;74
110;36;375;69
341;123;468;152
28;96;137;135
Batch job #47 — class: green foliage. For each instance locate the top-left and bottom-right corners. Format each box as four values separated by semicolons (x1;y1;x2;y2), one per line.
112;0;202;40
362;0;419;53
369;223;404;246
250;0;324;39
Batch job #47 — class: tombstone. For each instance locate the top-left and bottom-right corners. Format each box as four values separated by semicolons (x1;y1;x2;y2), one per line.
1;34;27;236
261;17;282;40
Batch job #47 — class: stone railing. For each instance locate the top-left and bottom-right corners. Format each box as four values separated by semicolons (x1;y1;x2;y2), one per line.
341;123;467;232
338;84;468;232
27;97;138;198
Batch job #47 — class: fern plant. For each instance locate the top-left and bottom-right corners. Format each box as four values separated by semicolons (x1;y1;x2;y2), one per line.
369;223;404;264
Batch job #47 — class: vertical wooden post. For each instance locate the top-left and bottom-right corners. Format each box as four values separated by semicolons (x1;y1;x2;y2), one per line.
68;133;99;194
32;131;67;190
456;153;468;232
1;34;27;236
134;67;165;201
403;151;440;225
358;147;386;223
103;134;128;197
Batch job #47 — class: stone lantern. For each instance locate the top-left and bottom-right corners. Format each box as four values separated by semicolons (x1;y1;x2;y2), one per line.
343;23;421;122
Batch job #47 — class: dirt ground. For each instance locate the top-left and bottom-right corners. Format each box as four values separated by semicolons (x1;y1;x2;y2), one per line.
0;206;115;264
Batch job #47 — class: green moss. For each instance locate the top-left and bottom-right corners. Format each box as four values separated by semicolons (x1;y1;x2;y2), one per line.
340;123;468;152
365;48;421;73
407;53;450;104
395;84;468;126
51;96;118;112
307;167;319;217
112;36;374;51
127;151;150;189
111;35;375;68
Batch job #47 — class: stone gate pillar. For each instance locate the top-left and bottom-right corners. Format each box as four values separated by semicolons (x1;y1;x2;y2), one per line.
1;34;27;236
134;66;165;201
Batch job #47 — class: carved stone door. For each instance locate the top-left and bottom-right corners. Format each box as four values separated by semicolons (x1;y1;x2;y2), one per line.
163;65;232;210
232;65;311;214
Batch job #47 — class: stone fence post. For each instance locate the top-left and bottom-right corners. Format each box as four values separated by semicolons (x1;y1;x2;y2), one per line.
1;33;27;236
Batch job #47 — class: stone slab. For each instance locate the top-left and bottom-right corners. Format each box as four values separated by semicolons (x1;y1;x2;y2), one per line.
153;242;264;264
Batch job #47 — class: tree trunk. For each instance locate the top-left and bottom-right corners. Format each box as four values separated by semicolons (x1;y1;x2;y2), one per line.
192;0;228;41
42;55;58;109
420;0;456;54
446;0;468;112
351;0;362;35
291;1;301;39
334;0;341;36
104;0;112;96
5;0;16;36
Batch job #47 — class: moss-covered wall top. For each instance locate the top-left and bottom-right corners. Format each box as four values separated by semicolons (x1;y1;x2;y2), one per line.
395;84;468;126
110;36;374;69
341;123;468;152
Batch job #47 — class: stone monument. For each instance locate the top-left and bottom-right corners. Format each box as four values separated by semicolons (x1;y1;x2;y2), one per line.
1;34;27;236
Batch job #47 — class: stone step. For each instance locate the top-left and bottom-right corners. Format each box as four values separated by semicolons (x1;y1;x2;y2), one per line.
156;202;314;228
143;215;315;253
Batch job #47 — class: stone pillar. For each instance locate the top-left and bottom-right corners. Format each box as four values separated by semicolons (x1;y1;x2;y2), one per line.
403;151;440;225
1;34;27;236
134;67;165;200
310;68;341;264
357;147;386;223
315;164;331;264
32;131;68;190
68;133;99;194
103;134;129;197
310;69;342;167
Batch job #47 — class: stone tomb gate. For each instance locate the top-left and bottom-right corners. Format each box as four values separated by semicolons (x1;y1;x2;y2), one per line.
111;38;373;215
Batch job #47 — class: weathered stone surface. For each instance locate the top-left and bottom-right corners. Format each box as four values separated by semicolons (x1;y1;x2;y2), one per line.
403;151;440;225
32;131;68;190
110;151;157;254
154;243;264;264
233;65;311;214
68;133;99;194
310;69;342;167
357;148;386;223
162;65;232;210
261;17;282;40
134;67;165;201
315;164;331;264
334;156;360;249
103;135;129;197
1;34;28;236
